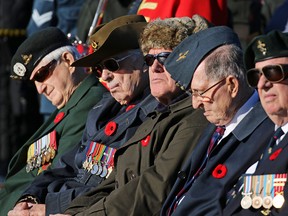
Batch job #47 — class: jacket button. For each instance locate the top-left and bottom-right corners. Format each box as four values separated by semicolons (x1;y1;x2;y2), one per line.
177;171;187;180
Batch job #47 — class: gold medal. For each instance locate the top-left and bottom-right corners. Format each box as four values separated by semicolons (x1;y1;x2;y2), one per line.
252;195;263;209
262;196;273;209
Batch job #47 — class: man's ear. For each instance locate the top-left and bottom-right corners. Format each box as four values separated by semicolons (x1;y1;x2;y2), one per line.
227;75;239;97
61;51;75;67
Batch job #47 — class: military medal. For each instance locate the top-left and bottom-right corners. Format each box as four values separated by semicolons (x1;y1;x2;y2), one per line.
252;175;263;209
100;165;108;178
241;175;252;209
91;163;99;175
272;174;287;209
262;174;273;209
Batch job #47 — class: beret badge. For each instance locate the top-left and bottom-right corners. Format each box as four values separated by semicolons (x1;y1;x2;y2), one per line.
256;40;267;56
13;62;26;77
176;50;189;62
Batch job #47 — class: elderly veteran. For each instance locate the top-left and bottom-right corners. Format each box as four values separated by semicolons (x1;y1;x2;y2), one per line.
7;15;159;216
224;30;288;215
61;15;210;216
160;26;275;216
0;27;107;216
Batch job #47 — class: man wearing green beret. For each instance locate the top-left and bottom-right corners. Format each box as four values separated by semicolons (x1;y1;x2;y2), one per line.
0;27;107;215
224;30;288;215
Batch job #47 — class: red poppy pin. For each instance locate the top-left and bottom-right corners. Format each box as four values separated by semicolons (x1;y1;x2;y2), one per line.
269;148;282;161
126;105;135;112
141;135;151;147
104;121;117;136
54;112;65;124
212;164;227;179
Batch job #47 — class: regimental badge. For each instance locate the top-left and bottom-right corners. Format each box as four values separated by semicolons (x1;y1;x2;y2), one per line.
91;41;98;50
257;40;267;56
21;54;32;65
176;50;189;62
83;142;116;178
13;62;26;77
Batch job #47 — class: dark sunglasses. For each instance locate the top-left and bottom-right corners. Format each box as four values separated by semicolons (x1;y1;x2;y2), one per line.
97;54;132;72
32;59;57;82
246;64;288;87
144;52;171;66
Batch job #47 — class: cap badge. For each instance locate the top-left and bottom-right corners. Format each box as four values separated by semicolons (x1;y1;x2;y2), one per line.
21;54;32;65
176;50;189;62
257;40;267;56
91;41;99;50
13;62;26;77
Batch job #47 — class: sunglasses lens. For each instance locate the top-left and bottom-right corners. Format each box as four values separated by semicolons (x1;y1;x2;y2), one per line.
144;55;155;66
247;69;261;87
103;59;119;72
157;53;170;65
262;65;284;82
33;60;56;82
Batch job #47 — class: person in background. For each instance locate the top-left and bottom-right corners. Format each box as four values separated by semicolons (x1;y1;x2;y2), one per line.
62;15;209;216
224;30;288;215
8;15;159;216
161;26;274;215
0;0;41;184
136;0;228;25
0;27;107;216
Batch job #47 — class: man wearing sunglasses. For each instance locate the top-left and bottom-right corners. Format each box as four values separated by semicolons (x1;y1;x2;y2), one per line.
0;27;108;215
223;30;288;215
60;15;210;216
161;26;275;216
7;15;161;216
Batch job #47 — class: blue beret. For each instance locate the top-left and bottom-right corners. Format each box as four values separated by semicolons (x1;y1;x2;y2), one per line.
164;26;241;90
244;30;288;70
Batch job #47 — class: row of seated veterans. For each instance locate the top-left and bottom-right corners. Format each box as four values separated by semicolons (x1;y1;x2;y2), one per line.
1;14;288;216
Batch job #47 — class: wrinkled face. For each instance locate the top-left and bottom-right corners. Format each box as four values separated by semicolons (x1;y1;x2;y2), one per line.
255;57;288;125
100;53;144;105
30;52;76;109
147;48;182;105
191;60;234;126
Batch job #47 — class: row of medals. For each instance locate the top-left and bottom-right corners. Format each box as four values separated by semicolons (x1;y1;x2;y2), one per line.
241;174;286;211
83;159;110;178
26;146;56;173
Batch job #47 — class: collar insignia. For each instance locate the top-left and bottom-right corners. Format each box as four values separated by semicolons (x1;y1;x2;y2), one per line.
21;54;32;65
91;41;99;50
176;50;189;62
256;40;267;55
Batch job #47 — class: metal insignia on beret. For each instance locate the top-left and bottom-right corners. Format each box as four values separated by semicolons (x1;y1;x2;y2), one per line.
21;54;32;65
257;40;267;55
176;50;189;62
91;41;99;50
13;62;26;77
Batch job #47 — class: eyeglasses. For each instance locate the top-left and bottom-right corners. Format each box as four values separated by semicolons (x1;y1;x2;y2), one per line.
191;77;226;101
144;52;171;66
32;59;57;82
246;64;288;87
97;54;132;72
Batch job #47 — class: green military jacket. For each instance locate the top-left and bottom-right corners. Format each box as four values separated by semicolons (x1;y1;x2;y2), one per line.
65;96;209;216
0;74;107;215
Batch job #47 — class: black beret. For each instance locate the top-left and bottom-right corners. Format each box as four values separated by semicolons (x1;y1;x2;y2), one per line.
244;30;288;70
11;27;72;80
164;26;241;90
72;15;147;67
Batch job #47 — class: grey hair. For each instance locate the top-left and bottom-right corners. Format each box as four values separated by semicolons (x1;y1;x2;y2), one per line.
42;45;81;62
204;44;247;86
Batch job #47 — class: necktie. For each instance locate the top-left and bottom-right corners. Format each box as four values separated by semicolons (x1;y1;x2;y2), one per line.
262;127;284;160
167;126;225;215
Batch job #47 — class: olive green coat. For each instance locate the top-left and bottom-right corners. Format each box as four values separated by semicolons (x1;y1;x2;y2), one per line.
65;96;209;216
0;74;107;215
